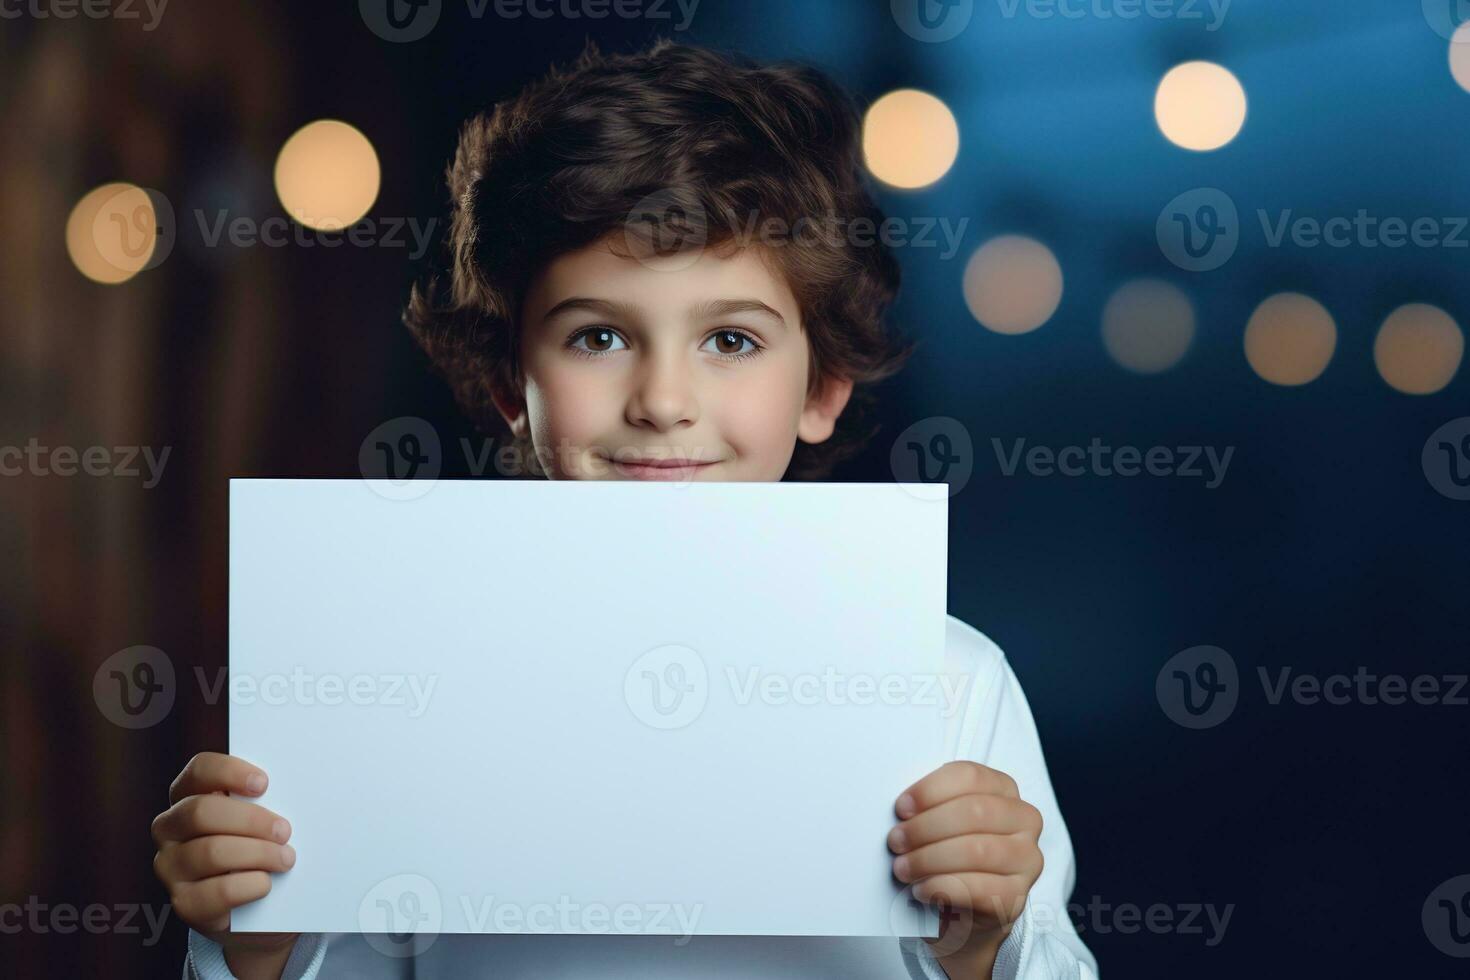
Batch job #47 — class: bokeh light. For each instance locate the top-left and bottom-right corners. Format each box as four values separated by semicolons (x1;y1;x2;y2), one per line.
66;183;158;285
963;236;1063;335
1373;303;1464;395
1154;61;1248;151
862;89;960;190
1451;24;1470;94
274;119;381;230
1100;279;1195;373
1244;293;1337;386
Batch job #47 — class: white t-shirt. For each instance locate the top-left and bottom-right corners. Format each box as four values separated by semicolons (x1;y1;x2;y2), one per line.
185;615;1098;980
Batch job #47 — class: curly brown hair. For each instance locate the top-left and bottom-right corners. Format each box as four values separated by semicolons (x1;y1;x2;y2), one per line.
403;38;916;479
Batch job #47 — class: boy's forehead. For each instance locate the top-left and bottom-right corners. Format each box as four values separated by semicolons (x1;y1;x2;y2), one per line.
525;236;799;322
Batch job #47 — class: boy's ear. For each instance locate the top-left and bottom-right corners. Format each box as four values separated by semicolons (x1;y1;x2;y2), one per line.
490;382;530;438
797;373;854;446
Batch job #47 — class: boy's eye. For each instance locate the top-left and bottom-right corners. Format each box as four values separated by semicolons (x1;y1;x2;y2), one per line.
568;327;628;355
567;327;763;360
701;329;759;357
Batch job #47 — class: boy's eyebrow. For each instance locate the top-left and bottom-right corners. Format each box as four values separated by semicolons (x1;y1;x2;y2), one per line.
539;297;788;329
689;299;787;329
540;297;641;324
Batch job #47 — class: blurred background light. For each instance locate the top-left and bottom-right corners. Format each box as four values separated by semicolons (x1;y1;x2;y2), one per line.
861;89;959;189
1373;303;1464;394
273;119;380;230
65;183;157;285
1451;24;1470;94
962;235;1063;335
1154;61;1248;151
1100;278;1195;374
1243;292;1337;386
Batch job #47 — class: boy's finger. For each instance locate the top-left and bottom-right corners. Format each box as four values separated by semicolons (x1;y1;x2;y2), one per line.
891;833;1032;883
889;794;1039;853
153;794;290;846
170;752;269;805
156;835;296;883
895;761;1019;819
911;871;1021;911
171;871;273;932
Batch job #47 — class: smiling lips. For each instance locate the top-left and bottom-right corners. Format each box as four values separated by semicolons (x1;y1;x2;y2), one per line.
603;453;718;479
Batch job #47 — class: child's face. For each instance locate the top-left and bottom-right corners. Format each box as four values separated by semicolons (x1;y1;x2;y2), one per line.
493;237;853;482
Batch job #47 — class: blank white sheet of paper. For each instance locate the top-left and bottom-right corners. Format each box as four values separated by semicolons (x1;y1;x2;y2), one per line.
229;478;947;938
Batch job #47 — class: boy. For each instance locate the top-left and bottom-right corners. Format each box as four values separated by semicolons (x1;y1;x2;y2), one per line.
152;40;1098;979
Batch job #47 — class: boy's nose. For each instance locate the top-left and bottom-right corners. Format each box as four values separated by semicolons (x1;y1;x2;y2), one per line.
626;352;698;431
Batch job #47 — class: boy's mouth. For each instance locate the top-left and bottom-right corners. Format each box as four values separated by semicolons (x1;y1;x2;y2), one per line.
600;452;719;480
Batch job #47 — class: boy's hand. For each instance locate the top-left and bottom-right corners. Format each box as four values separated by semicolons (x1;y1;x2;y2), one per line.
888;761;1044;979
151;752;300;980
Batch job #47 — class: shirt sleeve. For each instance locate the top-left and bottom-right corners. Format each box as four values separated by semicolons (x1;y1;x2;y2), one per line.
183;930;329;980
897;622;1099;980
